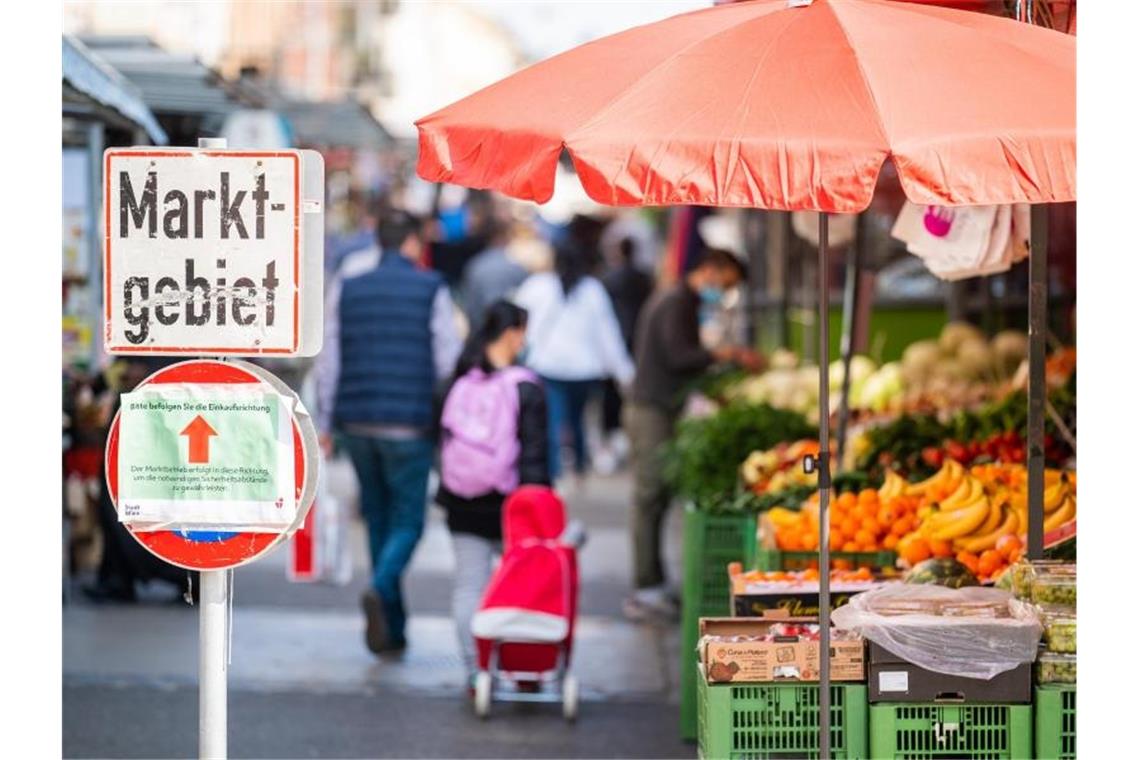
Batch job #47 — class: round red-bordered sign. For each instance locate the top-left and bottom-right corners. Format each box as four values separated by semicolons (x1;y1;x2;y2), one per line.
104;359;318;570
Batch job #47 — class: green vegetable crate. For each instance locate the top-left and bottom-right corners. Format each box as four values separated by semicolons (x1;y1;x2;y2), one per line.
869;703;1032;759
680;506;757;740
754;547;897;572
1035;685;1075;760
697;671;868;760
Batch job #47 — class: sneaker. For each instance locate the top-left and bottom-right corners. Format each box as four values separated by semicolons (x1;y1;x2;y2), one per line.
622;587;680;624
361;589;392;654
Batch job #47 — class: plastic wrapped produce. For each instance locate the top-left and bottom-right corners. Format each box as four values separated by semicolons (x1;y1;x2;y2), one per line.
1031;569;1076;607
1036;650;1076;684
832;585;1042;680
1040;608;1076;654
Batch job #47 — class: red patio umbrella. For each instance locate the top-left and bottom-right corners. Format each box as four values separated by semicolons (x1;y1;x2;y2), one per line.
416;1;1074;753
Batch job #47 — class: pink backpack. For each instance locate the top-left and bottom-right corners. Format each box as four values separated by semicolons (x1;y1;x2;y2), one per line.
440;366;536;499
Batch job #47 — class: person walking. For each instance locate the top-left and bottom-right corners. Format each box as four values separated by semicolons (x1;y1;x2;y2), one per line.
435;300;549;681
317;208;463;654
513;241;635;482
598;236;654;472
623;215;764;622
459;218;528;327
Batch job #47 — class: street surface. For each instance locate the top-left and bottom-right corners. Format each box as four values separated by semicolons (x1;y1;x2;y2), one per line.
63;471;690;759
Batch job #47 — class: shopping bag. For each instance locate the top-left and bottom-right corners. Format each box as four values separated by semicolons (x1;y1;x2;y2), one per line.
288;453;354;585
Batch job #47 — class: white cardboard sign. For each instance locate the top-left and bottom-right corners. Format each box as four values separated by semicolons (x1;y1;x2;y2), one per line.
103;148;324;356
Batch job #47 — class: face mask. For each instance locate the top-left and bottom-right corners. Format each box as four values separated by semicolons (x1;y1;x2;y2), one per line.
700;286;725;306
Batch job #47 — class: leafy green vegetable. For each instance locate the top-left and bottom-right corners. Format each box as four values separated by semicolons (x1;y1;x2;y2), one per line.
663;402;815;509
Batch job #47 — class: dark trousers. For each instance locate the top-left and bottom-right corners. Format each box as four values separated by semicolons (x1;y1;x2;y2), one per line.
342;433;434;644
543;377;598;479
624;402;678;589
601;379;623;434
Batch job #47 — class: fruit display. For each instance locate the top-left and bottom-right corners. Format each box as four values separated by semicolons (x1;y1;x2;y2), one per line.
735;567;878;585
892;460;1076;582
740;440;821;494
904;558;979;588
1040;609;1076;654
765;471;923;556
1036;650;1077;684
852;383;1075;481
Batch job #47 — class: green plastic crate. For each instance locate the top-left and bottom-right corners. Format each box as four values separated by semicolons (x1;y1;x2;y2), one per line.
869;703;1033;759
1036;685;1075;760
754;547;897;572
697;671;868;760
680;506;757;740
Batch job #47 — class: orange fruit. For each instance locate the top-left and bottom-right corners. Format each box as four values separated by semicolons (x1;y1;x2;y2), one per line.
838;492;858;509
842;541;860;553
783;533;803;551
995;534;1022;560
929;538;954;558
860;516;882;536
890;518;911;537
855;567;873;581
801;530;819;550
859;541;879;553
829;532;844;551
853;529;875;547
956;550;980;574
840;517;860;540
858;488;879;504
977;549;1002;578
833;559;854;571
883;533;900;551
900;536;932;566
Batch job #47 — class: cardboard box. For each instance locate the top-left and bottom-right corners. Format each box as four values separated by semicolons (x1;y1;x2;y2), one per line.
699;614;865;684
729;569;885;618
867;642;1032;704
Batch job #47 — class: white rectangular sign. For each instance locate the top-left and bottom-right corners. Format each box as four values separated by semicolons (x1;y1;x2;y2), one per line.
104;148;324;356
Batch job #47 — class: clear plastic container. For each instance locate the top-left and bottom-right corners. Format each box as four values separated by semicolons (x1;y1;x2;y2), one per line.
1040;608;1076;653
1030;568;1076;607
1036;650;1076;684
1011;560;1071;601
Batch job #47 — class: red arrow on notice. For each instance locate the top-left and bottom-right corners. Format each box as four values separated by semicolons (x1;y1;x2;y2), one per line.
181;415;218;464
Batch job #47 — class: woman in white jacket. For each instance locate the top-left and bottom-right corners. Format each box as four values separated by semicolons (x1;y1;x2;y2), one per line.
513;241;635;481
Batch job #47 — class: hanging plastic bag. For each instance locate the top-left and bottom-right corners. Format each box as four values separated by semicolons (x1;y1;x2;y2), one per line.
831;585;1042;680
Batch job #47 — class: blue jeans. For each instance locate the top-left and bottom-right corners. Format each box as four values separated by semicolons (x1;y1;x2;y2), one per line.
341;433;434;645
543;378;598;480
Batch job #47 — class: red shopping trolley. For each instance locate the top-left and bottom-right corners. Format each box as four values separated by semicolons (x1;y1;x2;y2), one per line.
471;486;581;720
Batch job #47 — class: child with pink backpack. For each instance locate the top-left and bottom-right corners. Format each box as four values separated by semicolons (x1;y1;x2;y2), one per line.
436;300;550;682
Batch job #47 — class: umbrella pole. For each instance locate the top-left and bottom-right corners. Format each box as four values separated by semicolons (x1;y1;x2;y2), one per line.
1027;204;1048;559
816;214;832;760
835;218;864;467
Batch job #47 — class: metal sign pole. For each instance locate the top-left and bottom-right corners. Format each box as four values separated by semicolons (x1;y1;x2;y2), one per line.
197;136;230;760
817;214;832;760
199;569;229;759
1027;204;1048;559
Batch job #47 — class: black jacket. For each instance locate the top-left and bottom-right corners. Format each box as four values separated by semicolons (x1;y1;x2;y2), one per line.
435;371;550;540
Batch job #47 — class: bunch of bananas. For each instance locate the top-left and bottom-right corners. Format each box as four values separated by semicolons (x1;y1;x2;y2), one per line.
899;460;1076;553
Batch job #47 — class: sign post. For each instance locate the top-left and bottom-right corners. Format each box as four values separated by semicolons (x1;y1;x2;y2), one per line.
104;137;323;759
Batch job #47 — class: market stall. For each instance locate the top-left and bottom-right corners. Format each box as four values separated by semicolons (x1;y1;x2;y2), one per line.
413;0;1074;757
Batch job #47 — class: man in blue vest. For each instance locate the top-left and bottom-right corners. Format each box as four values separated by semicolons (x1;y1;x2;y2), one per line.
317;209;462;654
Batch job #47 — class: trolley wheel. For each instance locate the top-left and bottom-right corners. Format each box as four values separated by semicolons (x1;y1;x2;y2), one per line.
562;674;579;721
473;672;492;719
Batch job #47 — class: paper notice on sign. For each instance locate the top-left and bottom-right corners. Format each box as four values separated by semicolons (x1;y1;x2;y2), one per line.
117;383;296;532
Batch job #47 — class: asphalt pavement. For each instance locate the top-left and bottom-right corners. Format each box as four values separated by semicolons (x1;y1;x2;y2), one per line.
63;469;691;759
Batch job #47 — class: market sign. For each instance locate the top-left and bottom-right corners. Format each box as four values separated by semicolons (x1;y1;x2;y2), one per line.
103;148;324;356
105;359;319;570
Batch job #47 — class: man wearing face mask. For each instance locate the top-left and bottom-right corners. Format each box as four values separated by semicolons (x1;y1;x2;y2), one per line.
622;213;764;622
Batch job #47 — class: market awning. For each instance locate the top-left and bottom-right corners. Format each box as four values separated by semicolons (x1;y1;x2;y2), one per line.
277;99;393;150
78;36;258;118
62;35;167;144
